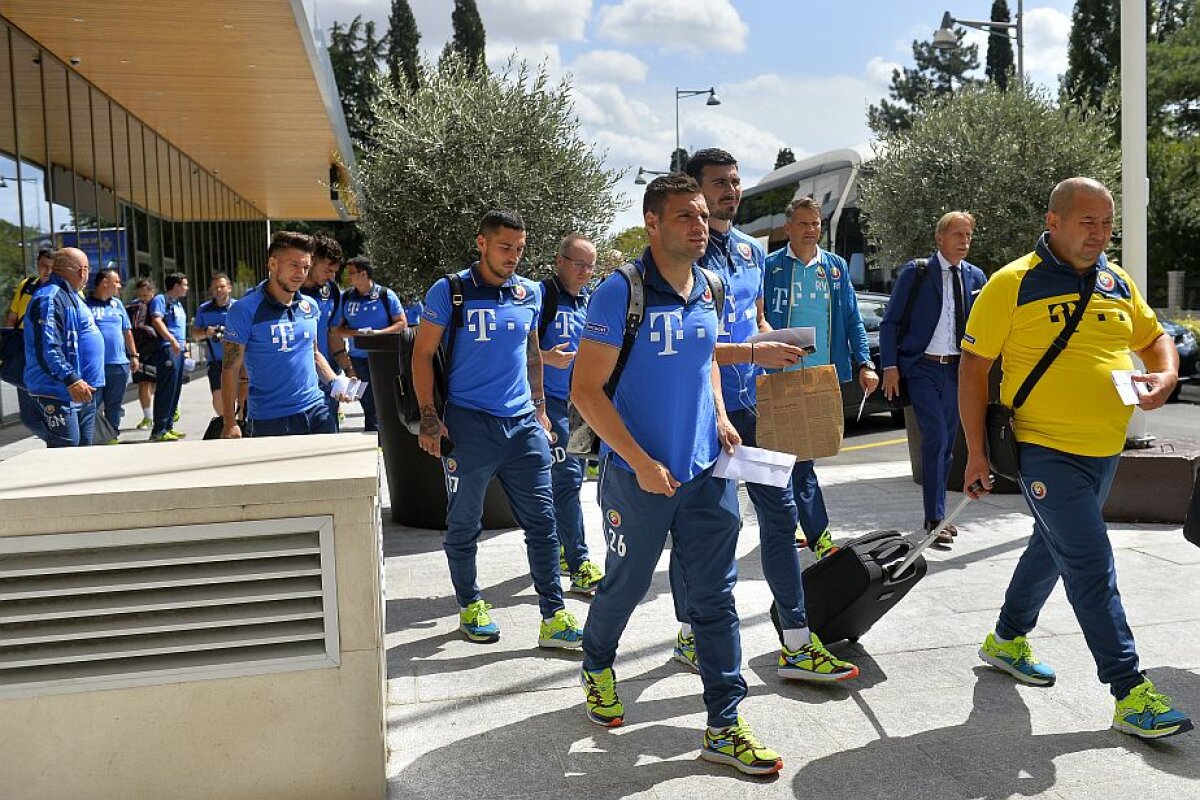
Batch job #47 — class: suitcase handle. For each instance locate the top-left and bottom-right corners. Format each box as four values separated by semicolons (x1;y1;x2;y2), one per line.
889;485;983;579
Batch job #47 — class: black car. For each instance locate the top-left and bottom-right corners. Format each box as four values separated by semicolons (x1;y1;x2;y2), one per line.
840;291;903;424
1158;313;1198;400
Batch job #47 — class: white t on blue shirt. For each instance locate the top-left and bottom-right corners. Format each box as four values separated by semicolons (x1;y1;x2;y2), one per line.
421;267;541;418
336;283;404;358
223;282;325;420
580;252;720;483
704;227;764;411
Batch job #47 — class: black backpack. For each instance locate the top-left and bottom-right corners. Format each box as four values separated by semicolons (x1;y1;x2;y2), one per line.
395;274;463;435
565;263;725;457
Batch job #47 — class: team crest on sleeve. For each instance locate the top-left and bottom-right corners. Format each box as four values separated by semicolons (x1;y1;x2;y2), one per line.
1096;271;1115;292
298;299;313;314
1030;481;1047;500
830;266;841;281
445;458;458;473
815;266;826;279
737;242;753;261
512;284;527;301
320;284;331;299
606;509;622;527
702;286;713;303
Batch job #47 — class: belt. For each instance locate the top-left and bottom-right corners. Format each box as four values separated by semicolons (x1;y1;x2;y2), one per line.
923;353;960;364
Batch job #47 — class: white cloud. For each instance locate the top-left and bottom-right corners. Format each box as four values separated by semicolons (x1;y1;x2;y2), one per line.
572;82;655;130
570;50;648;84
478;0;592;43
596;0;749;53
865;56;901;93
1022;7;1071;78
485;42;563;76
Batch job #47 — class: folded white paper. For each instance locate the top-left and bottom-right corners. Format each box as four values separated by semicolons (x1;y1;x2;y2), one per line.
713;444;797;488
745;326;817;353
1111;369;1144;406
331;375;370;402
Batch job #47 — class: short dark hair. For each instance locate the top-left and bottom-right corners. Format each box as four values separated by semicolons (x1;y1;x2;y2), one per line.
210;272;231;285
785;196;821;217
313;233;344;265
94;267;120;286
267;230;315;259
164;271;187;291
135;277;155;291
643;174;703;217
478;209;525;237
345;255;373;279
685;148;737;183
37;248;56;262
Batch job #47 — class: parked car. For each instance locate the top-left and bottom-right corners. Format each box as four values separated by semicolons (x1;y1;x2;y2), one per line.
1158;313;1198;400
839;291;903;425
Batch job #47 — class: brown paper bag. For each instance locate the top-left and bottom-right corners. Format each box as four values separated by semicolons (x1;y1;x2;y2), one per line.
755;365;844;461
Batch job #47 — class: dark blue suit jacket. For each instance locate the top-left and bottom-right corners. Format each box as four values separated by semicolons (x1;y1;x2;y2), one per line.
879;253;987;374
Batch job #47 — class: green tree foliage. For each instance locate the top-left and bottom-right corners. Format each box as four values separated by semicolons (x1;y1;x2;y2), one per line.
0;220;34;305
354;54;624;297
774;147;797;170
449;0;487;75
328;16;386;150
670;147;689;173
986;0;1015;91
860;84;1119;274
607;226;648;263
1063;0;1120;109
868;31;980;133
386;0;422;93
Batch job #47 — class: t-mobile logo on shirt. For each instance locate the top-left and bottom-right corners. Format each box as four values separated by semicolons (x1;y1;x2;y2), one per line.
771;287;789;314
648;310;690;356
555;309;574;336
466;308;498;341
270;321;296;352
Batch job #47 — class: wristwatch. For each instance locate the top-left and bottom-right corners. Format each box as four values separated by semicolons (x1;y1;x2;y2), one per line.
858;359;877;372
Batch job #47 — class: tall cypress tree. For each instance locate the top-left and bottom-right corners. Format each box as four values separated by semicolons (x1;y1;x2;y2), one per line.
450;0;487;75
1063;0;1120;108
387;0;422;93
985;0;1015;91
868;31;980;133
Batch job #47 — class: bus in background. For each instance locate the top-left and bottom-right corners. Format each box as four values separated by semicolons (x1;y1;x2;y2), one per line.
735;145;893;293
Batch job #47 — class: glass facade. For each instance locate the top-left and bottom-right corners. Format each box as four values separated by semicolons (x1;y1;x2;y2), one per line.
0;18;268;422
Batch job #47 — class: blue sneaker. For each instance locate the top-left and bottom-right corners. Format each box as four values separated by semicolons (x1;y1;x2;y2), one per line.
979;632;1056;686
1113;679;1194;739
459;600;500;643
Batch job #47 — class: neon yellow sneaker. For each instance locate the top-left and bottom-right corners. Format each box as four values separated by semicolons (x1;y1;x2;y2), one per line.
701;716;783;776
778;632;860;682
812;530;839;560
580;667;624;727
103;438;120;446
173;410;180;423
538;608;583;649
458;599;500;643
1112;679;1193;739
569;561;603;596
559;546;570;576
167;429;186;438
135;418;152;430
673;629;699;672
979;632;1056;686
150;430;183;442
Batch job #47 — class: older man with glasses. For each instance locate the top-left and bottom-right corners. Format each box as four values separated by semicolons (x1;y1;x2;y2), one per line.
540;234;604;597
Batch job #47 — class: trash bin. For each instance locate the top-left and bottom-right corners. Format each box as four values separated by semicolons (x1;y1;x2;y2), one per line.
354;333;516;530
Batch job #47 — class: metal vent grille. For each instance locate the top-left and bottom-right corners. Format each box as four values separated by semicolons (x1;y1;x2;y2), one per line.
0;517;339;698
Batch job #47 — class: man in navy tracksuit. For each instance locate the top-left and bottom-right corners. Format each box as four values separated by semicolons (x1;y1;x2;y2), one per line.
668;149;859;683
146;271;190;442
540;234;604;596
411;209;583;650
23;248;104;447
301;234;348;429
573;174;781;776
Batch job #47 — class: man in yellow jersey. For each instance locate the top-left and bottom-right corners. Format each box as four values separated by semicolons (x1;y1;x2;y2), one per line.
960;177;1190;740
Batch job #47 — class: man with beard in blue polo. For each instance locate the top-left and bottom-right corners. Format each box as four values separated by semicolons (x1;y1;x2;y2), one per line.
669;148;859;684
146;271;190;442
540;233;603;597
220;231;344;438
572;174;782;776
333;255;407;432
411;209;583;651
301;234;348;429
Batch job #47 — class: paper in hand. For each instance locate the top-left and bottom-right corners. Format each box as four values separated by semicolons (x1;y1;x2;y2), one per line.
713;444;796;488
745;326;817;354
1111;370;1144;406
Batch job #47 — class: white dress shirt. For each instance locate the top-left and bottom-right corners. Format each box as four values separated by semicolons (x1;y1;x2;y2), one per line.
925;251;964;357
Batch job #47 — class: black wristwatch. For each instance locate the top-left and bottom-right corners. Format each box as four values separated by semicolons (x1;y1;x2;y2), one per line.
858;360;877;372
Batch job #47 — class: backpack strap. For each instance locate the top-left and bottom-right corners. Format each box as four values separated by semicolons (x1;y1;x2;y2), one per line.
1012;271;1096;409
896;258;929;345
442;273;466;369
697;267;726;333
537;277;560;341
604;263;645;398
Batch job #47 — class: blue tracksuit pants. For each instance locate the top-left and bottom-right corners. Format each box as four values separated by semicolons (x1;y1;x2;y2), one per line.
100;363;130;433
996;443;1141;698
906;358;960;522
152;350;184;437
584;461;746;728
546;396;589;572
792;458;830;545
442;403;564;619
670;407;808;630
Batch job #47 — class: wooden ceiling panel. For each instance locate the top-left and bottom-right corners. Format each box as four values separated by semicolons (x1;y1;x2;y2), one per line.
0;0;352;220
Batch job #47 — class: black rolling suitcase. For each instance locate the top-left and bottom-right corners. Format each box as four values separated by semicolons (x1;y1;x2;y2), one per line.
771;494;974;645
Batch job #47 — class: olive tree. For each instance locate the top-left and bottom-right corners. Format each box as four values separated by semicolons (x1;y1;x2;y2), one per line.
860;83;1120;274
353;54;625;298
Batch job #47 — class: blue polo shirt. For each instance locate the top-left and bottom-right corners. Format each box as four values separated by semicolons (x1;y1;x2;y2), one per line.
299;280;341;362
148;292;187;349
403;300;424;327
336;283;404;358
581;251;720;482
223;281;325;420
704;227;764;410
85;295;133;366
540;277;588;402
422;266;541;418
24;274;106;397
193;298;236;363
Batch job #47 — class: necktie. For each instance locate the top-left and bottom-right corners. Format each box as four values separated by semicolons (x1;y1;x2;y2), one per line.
950;265;965;347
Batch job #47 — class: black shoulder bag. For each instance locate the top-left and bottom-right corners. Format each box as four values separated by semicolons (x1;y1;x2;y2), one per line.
395;273;463;435
985;272;1096;480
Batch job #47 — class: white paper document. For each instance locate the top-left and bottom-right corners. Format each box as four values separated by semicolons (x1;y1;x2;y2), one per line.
331;375;370;402
1111;369;1144;406
745;326;817;353
713;444;797;488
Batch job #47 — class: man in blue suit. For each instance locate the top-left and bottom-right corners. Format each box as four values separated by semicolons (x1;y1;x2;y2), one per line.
880;211;987;542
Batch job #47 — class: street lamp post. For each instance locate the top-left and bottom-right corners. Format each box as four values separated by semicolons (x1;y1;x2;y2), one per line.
933;0;1024;84
674;87;721;167
633;167;670;186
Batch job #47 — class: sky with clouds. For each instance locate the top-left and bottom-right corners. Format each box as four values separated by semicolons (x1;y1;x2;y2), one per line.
311;0;1075;233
